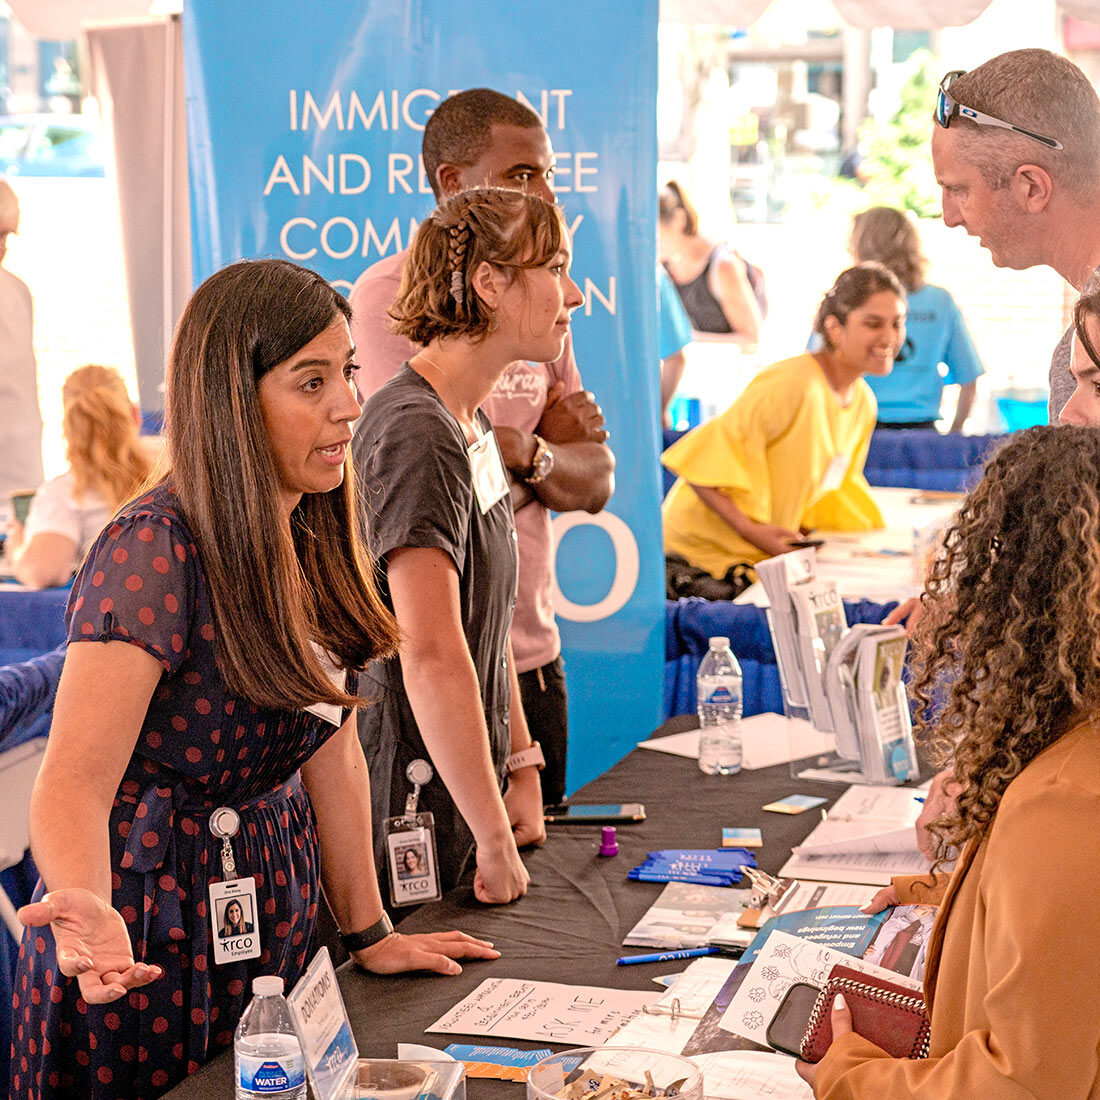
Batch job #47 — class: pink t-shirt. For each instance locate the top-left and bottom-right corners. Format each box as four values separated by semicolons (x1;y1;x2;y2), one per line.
348;251;583;673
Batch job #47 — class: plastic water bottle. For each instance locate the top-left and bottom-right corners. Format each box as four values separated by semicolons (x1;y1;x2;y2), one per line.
697;636;743;775
234;976;306;1099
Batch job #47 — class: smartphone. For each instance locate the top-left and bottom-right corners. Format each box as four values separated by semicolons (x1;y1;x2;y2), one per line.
788;538;825;550
765;981;822;1058
543;802;646;824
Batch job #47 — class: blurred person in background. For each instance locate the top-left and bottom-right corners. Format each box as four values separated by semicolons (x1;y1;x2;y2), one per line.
662;263;904;597
848;207;983;432
0;177;44;504
658;265;693;427
659;179;764;348
10;364;155;588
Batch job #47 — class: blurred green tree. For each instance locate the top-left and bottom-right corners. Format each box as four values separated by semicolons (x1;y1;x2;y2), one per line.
852;49;941;217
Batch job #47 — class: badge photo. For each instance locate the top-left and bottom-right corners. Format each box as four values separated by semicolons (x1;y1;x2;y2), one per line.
209;877;262;965
383;815;442;907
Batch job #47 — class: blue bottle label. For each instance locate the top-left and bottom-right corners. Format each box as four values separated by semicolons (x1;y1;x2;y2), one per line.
239;1054;305;1092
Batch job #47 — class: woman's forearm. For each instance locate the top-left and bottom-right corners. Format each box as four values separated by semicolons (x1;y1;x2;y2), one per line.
400;646;512;847
301;717;387;933
29;769;114;902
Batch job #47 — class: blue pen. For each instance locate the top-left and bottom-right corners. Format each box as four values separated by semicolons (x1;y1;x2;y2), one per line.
616;947;718;966
914;796;925;803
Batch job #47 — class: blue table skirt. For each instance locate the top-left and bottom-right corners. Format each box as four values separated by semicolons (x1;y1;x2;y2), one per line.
0;585;69;667
663;597;897;718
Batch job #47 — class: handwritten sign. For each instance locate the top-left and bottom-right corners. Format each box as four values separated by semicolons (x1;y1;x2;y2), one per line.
427;980;659;1045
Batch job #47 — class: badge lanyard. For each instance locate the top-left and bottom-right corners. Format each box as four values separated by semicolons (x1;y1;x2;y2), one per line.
383;760;442;907
207;806;261;964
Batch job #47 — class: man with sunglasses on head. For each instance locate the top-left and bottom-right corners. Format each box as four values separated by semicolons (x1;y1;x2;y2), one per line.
930;49;1100;423
891;51;1100;847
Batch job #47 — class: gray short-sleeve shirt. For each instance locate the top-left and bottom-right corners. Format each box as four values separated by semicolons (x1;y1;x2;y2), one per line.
353;364;519;890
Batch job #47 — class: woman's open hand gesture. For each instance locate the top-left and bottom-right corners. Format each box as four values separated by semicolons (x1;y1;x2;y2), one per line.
19;887;162;1004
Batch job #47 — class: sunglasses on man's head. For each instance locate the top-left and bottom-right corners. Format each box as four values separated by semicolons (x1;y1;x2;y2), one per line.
935;70;1063;151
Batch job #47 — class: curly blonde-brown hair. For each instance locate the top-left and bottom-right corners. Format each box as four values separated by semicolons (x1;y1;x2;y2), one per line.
62;364;152;509
910;425;1100;870
390;187;568;346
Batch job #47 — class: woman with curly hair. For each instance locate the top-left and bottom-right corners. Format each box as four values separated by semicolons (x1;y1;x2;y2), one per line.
11;364;154;588
798;424;1100;1098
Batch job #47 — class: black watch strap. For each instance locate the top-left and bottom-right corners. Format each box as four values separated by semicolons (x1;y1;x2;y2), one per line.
339;912;394;952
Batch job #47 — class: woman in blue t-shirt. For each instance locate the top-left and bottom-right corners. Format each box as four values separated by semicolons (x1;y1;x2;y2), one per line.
848;206;984;432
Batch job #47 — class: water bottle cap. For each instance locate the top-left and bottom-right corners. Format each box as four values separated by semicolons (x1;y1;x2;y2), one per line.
252;975;284;997
708;636;730;649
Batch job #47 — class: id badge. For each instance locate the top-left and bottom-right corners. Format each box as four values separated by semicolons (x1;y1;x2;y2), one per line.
209;877;261;965
818;453;850;495
383;812;442;907
469;431;509;515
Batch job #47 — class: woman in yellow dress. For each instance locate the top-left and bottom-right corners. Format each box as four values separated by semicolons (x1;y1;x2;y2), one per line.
663;263;905;591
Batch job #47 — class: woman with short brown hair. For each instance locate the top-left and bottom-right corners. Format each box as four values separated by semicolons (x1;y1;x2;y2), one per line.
355;187;583;904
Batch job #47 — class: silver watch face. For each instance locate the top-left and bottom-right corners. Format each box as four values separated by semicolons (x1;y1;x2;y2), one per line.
535;448;554;478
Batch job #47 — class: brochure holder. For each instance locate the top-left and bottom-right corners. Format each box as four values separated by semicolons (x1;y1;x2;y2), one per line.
759;549;919;787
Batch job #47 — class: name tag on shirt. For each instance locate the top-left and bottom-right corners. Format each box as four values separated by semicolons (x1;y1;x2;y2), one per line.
469;431;509;515
304;644;345;727
818;453;850;495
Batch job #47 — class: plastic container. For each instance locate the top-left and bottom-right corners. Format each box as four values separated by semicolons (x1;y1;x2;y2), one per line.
527;1047;703;1100
234;975;306;1100
696;636;743;775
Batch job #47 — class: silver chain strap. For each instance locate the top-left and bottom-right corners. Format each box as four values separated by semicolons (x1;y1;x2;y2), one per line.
801;975;930;1061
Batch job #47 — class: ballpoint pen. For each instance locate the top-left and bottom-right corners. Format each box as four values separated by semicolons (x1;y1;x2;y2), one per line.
616;945;744;966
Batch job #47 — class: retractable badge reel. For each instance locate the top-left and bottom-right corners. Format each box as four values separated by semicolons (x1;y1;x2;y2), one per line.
207;805;261;964
383;759;442;906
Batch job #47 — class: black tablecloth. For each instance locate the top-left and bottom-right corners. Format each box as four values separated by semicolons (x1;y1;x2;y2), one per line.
165;715;853;1099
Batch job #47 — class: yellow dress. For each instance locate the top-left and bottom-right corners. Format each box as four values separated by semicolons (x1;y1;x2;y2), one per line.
662;353;883;577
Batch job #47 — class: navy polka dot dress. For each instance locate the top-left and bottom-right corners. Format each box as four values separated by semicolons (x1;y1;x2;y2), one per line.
9;486;344;1099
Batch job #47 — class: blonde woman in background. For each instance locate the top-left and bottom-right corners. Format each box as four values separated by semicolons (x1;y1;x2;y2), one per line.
11;364;155;588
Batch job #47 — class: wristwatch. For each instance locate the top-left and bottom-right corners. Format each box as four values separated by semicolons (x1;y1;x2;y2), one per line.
506;741;546;775
525;435;555;485
339;912;394;952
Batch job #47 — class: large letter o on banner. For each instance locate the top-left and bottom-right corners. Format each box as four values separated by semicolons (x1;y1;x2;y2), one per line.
550;512;640;623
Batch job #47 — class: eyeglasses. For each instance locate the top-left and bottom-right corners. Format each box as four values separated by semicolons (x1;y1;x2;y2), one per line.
935;70;1063;151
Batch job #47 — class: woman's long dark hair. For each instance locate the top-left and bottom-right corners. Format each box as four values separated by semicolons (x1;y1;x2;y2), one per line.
910;426;1100;870
164;259;398;711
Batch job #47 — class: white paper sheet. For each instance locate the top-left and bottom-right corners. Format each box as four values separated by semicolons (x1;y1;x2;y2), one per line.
779;847;929;886
719;931;921;1046
425;979;658;1045
778;785;930;880
693;1050;813;1100
636;713;834;771
637;729;701;758
771;880;880;914
609;957;738;1054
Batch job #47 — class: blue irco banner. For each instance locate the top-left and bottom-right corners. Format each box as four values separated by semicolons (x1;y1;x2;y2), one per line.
183;0;662;789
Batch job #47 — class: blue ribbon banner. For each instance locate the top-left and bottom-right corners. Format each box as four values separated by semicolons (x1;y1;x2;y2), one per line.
183;0;663;789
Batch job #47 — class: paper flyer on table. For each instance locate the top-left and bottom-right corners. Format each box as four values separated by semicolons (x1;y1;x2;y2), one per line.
623;881;753;948
719;930;922;1046
426;979;658;1045
779;847;929;886
693;1051;813;1100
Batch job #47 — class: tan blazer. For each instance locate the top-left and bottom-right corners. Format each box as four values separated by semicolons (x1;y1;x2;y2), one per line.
814;720;1100;1099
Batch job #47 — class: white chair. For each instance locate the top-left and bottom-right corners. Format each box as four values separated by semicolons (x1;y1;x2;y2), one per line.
0;739;46;940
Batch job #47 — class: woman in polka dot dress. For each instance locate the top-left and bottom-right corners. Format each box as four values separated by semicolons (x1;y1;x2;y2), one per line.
8;259;499;1100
